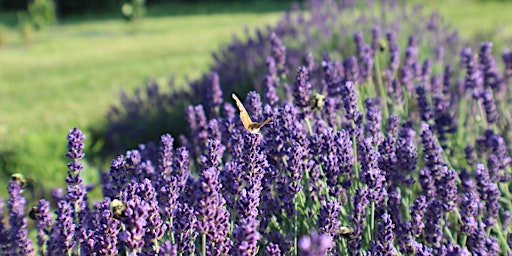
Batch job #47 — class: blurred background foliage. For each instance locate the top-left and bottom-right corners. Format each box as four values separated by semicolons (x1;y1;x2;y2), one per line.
0;0;512;204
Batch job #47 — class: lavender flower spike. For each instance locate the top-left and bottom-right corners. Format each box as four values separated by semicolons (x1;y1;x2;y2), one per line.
6;179;34;255
293;66;312;108
298;232;333;256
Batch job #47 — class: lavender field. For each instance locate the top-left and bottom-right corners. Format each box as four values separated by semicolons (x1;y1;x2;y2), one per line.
2;0;512;255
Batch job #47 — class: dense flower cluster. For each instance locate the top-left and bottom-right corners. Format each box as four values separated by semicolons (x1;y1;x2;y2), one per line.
2;0;512;255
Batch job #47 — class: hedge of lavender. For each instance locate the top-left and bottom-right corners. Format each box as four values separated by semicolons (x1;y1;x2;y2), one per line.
3;1;512;256
95;0;461;158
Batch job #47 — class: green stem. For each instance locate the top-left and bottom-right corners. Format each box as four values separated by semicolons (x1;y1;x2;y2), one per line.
374;52;389;120
294;200;298;256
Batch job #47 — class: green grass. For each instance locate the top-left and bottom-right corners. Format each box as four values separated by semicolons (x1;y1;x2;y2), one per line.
0;2;287;200
1;0;512;201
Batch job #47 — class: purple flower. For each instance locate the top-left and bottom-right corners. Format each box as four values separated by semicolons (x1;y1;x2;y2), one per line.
438;166;458;211
348;187;369;254
373;213;397;255
364;97;383;144
462;47;483;91
138;179;167;254
395;134;417;186
195;140;232;254
48;200;75;255
173;203;197;254
205;72;223;116
360;44;374;81
341;81;358;120
265;243;281;256
232;217;261;256
354;31;365;58
158;241;177;256
6;180;34;255
416;86;432;122
409;195;427;237
263;75;279;107
298;232;333;256
386;30;400;73
317;199;340;251
443;64;453;94
343;56;360;84
385;70;403;105
293;66;312;108
411;240;433;256
32;199;53;255
479;89;498;124
359;137;386;207
460;192;479;236
371;26;381;53
479;42;502;89
420;123;444;180
270;33;287;75
424;199;442;248
91;199;120;256
119;195;150;253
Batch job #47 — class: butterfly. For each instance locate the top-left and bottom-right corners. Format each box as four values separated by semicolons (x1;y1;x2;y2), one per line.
232;93;273;134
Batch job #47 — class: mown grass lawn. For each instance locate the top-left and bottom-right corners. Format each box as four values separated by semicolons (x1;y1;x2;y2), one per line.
0;0;511;201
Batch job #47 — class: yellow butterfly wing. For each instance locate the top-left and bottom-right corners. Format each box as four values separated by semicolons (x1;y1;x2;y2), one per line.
232;93;253;130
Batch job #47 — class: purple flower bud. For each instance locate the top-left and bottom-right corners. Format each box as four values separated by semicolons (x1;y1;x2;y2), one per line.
318;199;340;251
232;217;260;256
420;123;444;180
343;56;360;84
6;180;34;255
173;203;197;254
360;44;374;81
359;138;386;207
270;33;287;75
424;199;442;248
460;192;479;236
205;72;223;116
341;81;358;120
480;89;498;124
304;51;317;72
371;26;381;53
119;195;150;252
462;47;483;91
263;75;279;107
479;42;502;89
354;31;365;58
409;195;427;237
386;30;400;73
32;199;53;255
298;232;333;256
374;213;397;255
265;243;281;256
416;86;432;122
158;241;177;256
348;187;369;254
293;66;312;108
364;97;383;144
443;64;453;94
48;200;75;255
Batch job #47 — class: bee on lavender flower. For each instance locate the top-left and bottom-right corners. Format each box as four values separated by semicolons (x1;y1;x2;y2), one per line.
311;93;326;110
232;93;273;133
110;199;127;220
339;226;354;239
10;173;32;189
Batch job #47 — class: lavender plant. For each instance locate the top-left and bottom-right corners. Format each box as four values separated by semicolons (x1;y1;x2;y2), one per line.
2;0;512;255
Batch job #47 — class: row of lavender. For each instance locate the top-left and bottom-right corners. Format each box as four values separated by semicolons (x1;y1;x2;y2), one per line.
3;1;512;256
98;0;461;157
